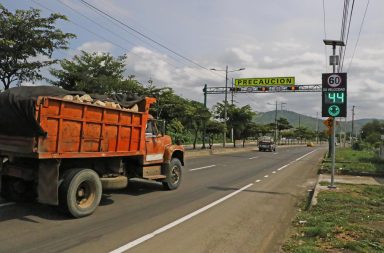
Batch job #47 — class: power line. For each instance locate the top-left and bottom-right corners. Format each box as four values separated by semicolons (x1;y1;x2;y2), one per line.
347;0;370;72
322;0;328;72
338;0;350;72
78;0;213;72
340;0;355;71
31;0;137;57
54;0;185;70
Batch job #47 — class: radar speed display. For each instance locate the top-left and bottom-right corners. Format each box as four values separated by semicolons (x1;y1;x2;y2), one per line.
322;73;347;117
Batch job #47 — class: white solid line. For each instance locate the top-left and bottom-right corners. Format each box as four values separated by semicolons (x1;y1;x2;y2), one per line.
248;156;259;160
0;202;15;208
255;179;261;183
109;183;254;253
189;164;216;171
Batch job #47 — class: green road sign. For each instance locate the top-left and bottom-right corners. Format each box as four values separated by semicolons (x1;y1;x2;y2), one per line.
234;77;295;87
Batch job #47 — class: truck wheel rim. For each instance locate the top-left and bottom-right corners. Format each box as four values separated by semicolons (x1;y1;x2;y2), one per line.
171;166;180;184
76;181;95;209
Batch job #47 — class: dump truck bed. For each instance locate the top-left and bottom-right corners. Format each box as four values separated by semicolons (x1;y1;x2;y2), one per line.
0;96;155;159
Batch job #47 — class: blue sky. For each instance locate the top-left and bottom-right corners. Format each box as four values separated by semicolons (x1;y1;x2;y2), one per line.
3;0;384;120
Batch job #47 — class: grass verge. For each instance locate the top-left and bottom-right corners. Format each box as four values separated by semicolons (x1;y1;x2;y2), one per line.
282;183;384;253
321;148;384;176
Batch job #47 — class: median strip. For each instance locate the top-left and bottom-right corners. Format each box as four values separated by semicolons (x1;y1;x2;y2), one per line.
189;165;216;171
109;183;254;253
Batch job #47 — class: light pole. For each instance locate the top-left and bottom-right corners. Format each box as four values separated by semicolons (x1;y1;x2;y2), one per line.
211;66;245;147
267;101;286;144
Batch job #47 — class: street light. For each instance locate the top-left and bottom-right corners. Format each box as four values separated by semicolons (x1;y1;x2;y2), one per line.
211;65;245;147
267;101;286;144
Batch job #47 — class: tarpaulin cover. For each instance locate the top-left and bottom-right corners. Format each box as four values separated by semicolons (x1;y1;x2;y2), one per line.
0;86;145;137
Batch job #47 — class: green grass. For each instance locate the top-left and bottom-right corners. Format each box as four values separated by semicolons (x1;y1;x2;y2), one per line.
322;148;384;176
282;184;384;253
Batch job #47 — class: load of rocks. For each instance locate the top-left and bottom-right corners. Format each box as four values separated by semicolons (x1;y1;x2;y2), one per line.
62;94;139;112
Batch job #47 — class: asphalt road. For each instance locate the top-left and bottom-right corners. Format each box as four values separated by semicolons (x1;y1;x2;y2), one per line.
0;146;326;253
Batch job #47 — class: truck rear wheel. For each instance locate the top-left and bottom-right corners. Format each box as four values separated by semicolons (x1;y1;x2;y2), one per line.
59;169;102;218
162;158;182;190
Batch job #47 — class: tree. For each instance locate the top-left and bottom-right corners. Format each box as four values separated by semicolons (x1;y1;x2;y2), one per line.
205;120;224;149
50;51;126;94
185;101;211;149
227;104;255;147
361;120;384;147
0;4;75;90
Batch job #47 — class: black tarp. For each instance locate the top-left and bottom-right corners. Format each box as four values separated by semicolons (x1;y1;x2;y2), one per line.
0;86;145;137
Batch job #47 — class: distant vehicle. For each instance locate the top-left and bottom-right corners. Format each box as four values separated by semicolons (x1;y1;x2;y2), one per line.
307;142;315;147
258;136;276;152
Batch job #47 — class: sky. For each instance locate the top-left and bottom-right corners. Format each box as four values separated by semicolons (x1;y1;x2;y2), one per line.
3;0;384;120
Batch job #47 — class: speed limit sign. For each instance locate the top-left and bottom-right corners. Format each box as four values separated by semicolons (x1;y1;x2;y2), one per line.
327;74;342;87
322;73;347;117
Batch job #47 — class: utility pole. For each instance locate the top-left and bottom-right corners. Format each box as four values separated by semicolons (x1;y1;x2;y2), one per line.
351;105;355;146
275;100;278;144
316;112;319;144
210;66;245;148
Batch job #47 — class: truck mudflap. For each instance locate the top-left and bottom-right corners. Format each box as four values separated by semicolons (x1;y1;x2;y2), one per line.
38;159;60;205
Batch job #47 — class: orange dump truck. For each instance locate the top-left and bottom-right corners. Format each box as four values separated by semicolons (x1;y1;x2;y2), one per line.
0;87;184;217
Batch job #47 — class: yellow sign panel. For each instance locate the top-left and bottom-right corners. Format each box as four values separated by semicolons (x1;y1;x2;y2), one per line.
234;77;295;87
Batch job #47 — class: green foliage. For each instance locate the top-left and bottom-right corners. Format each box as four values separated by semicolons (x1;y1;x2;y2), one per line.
50;51;126;94
361;120;384;147
0;4;75;90
213;102;256;147
166;118;191;144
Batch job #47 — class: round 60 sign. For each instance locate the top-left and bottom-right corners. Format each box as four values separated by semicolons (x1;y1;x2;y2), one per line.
327;74;343;88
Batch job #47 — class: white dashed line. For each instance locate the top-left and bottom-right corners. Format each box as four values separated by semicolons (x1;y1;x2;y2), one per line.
255;179;262;183
190;165;216;171
109;183;254;253
0;202;15;208
272;171;276;174
248;156;259;160
295;149;318;161
264;175;269;178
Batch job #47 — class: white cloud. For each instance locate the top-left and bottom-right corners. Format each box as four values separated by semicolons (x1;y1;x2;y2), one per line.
77;41;115;54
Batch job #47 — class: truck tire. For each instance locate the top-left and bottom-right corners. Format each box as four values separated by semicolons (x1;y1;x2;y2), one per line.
162;158;182;190
59;169;102;218
1;176;36;202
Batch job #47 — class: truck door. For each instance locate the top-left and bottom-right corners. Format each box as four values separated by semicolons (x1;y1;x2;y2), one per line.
145;120;165;164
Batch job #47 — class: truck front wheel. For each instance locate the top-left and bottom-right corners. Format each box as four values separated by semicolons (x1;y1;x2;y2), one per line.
162;158;182;190
59;169;102;218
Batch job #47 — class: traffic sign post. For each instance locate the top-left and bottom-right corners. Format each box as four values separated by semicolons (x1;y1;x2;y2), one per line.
322;73;347;189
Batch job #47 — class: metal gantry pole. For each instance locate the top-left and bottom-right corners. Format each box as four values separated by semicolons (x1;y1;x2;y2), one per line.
223;65;228;148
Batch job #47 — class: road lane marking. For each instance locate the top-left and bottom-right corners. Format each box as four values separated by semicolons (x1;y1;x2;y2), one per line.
109;183;254;253
264;175;269;178
0;202;15;208
248;156;259;160
255;179;261;183
272;171;276;174
190;165;216;171
295;149;319;161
